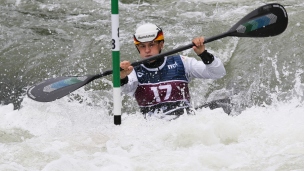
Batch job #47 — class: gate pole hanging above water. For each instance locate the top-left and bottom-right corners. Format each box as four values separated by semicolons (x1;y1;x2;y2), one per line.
111;0;121;125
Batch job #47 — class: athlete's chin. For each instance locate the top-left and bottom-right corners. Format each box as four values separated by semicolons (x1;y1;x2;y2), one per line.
140;55;155;62
144;56;156;63
142;56;152;60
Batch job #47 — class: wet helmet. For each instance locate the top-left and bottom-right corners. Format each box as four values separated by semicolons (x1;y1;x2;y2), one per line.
133;23;164;45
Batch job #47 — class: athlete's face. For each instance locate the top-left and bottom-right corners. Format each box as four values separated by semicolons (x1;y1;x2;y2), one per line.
136;41;164;60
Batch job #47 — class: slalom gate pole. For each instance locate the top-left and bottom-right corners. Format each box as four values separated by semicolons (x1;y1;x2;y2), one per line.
111;0;121;125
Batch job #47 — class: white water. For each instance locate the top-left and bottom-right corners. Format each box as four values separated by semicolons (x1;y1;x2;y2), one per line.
1;0;304;170
1;95;304;170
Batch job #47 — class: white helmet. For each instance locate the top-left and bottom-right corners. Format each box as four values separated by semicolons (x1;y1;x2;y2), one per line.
133;23;164;45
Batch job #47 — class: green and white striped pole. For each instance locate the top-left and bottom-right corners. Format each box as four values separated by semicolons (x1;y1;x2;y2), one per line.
111;0;121;125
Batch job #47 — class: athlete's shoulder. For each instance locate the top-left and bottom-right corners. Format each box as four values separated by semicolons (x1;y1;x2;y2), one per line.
179;55;191;61
170;55;194;64
167;55;186;61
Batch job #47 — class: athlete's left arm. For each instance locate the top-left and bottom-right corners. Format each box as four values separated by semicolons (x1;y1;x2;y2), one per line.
181;53;226;80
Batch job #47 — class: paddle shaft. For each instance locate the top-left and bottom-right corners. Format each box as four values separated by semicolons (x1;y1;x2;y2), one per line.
27;3;288;102
96;31;232;79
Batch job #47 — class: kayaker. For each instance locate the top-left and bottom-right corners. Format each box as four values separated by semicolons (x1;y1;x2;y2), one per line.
120;23;226;120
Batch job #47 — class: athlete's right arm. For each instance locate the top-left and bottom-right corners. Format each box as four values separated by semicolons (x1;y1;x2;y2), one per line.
120;61;138;95
120;61;133;79
120;70;139;96
120;60;134;87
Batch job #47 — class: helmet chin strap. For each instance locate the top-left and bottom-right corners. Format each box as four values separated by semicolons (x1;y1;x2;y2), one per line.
135;46;140;53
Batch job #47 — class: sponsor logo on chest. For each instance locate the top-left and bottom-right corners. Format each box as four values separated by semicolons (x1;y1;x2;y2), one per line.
137;72;144;77
167;62;178;69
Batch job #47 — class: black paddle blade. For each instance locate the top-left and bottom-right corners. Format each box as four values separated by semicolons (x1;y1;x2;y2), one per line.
229;3;288;37
195;98;232;115
27;75;97;102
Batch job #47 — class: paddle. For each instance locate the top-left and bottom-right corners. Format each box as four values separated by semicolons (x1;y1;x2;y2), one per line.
27;3;288;102
195;98;232;115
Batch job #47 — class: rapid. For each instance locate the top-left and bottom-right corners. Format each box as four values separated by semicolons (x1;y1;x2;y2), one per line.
1;0;304;170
